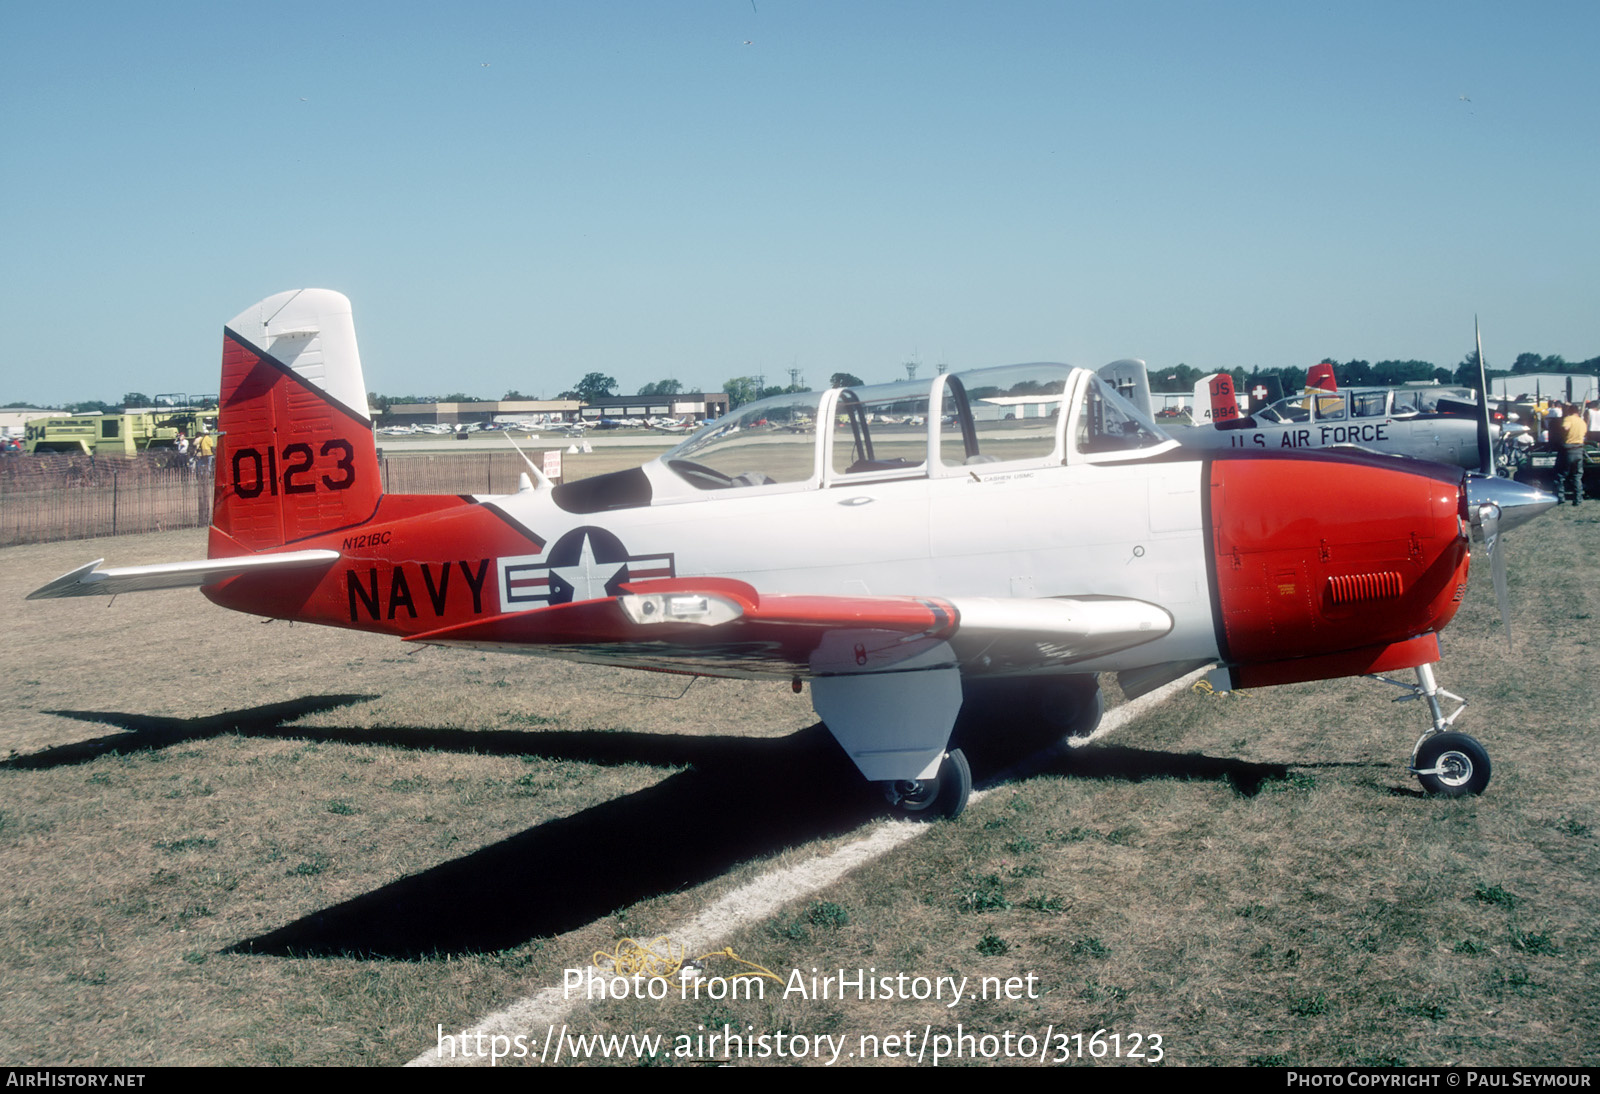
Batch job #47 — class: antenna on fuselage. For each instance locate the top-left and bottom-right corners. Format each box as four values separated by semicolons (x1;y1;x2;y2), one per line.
505;431;552;491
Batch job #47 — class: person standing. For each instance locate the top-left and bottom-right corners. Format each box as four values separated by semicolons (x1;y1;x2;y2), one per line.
1544;400;1564;443
1557;403;1587;507
194;428;215;473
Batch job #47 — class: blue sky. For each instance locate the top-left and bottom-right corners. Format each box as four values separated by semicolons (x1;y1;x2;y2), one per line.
3;1;1595;405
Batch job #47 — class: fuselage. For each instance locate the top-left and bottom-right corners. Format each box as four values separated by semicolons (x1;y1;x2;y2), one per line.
205;364;1474;688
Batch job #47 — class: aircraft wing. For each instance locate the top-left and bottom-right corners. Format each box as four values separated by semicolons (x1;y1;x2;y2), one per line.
25;550;341;600
405;577;1172;679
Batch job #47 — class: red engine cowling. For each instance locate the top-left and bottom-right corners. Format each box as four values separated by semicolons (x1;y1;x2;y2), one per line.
1208;451;1470;688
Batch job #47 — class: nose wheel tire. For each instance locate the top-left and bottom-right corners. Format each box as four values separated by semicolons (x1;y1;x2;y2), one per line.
883;748;971;819
1412;732;1491;797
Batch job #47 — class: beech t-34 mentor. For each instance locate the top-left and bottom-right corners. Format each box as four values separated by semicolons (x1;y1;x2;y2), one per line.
30;291;1555;818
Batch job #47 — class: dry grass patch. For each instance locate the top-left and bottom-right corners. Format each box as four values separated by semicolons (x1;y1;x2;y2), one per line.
2;508;1597;1066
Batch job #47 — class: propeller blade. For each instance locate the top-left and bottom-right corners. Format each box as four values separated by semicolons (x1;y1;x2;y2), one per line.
1473;499;1513;646
1475;318;1495;477
1489;514;1512;647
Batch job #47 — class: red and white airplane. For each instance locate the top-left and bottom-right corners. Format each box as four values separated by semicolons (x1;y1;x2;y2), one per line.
29;291;1556;817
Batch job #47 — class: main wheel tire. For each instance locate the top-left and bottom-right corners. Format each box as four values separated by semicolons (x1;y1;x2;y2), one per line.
1414;732;1491;797
955;677;1102;746
933;748;971;818
1036;677;1103;740
884;748;971;819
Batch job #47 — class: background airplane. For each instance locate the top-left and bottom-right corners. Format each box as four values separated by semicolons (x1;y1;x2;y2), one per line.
1110;360;1514;471
29;291;1555;818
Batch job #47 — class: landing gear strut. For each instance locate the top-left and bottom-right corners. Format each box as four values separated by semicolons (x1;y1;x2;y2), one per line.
882;748;971;819
1371;663;1492;797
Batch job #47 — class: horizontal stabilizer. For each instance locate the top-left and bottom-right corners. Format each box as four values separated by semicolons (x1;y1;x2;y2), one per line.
26;550;340;600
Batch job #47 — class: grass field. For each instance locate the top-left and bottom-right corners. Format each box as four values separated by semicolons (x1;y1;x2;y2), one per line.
2;506;1596;1067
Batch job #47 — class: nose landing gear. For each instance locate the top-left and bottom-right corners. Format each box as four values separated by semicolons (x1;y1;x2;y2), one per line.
1371;663;1491;797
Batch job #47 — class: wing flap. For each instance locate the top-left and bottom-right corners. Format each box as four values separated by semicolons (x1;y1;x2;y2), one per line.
26;550;341;600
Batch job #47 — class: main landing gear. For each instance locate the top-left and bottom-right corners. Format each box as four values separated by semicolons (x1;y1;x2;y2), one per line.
1371;662;1492;797
882;748;971;819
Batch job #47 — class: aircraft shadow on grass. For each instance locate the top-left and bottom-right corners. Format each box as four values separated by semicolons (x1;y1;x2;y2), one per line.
14;695;1291;959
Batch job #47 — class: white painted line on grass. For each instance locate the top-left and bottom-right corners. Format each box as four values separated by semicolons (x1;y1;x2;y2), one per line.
409;666;1208;1067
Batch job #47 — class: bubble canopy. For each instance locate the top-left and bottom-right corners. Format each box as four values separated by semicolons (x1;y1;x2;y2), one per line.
661;363;1174;491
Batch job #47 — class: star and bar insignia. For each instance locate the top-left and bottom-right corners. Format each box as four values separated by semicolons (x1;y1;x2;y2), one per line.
496;527;675;611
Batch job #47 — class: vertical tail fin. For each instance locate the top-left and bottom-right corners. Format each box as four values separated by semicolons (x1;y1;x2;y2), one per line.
1097;358;1154;418
1305;360;1338;395
1195;372;1241;425
209;289;382;556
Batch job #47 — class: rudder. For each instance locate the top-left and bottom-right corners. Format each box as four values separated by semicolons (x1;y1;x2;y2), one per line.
209;289;382;555
1193;373;1241;425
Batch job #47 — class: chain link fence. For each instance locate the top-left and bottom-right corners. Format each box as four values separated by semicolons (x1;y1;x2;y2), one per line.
0;452;543;547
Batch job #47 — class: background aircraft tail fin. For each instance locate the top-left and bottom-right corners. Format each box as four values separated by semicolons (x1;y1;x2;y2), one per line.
1098;358;1154;418
1194;372;1241;424
1306;360;1338;394
209;289;382;556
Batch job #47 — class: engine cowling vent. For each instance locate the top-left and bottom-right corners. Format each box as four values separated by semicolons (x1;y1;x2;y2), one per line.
1326;571;1403;605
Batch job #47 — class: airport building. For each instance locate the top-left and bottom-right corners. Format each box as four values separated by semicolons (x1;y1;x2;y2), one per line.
384;399;580;428
577;392;729;424
382;393;729;428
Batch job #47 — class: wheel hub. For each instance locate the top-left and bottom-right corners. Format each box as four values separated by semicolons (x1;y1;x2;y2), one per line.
1437;751;1472;787
885;778;934;809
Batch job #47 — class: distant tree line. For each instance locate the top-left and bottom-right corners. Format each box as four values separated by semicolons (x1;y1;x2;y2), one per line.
18;350;1597;413
1148;350;1600;397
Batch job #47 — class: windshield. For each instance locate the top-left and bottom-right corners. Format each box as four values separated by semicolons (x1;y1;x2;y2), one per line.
663;391;823;489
